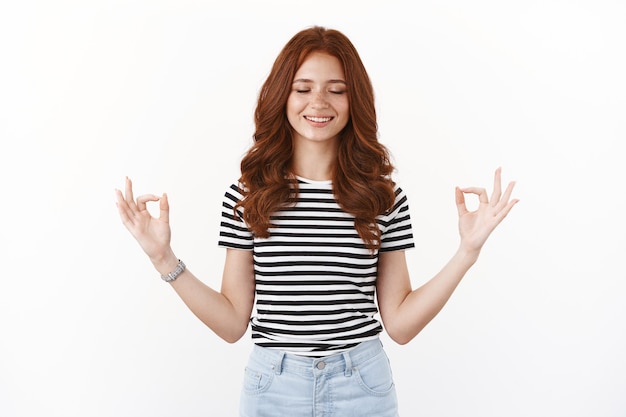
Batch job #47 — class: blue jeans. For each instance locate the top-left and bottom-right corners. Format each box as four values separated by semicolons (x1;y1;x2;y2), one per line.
239;338;399;417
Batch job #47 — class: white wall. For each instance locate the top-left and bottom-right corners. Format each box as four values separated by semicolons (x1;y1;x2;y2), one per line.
1;1;624;416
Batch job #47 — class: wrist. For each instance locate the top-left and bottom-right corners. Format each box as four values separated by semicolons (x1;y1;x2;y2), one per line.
455;245;480;266
150;250;179;276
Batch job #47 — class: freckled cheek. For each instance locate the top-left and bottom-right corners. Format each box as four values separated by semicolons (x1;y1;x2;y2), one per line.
334;95;349;108
286;101;305;119
288;95;310;111
335;100;350;120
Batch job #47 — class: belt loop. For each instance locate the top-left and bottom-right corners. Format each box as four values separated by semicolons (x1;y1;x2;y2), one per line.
342;351;352;377
274;351;285;375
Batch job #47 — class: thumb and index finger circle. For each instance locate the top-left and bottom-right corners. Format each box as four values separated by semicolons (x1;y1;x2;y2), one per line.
456;186;491;217
135;194;161;213
459;187;489;204
119;177;170;221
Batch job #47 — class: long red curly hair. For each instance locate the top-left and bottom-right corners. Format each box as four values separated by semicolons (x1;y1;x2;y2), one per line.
236;26;396;251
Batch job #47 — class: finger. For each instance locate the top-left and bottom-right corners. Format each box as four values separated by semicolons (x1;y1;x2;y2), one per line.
494;197;520;223
124;177;138;213
455;187;468;216
160;193;170;223
115;187;125;206
490;167;502;206
115;188;135;226
459;187;489;205
494;181;517;212
136;194;161;212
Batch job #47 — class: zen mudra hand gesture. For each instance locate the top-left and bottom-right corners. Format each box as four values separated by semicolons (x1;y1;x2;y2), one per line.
116;177;174;264
455;167;518;254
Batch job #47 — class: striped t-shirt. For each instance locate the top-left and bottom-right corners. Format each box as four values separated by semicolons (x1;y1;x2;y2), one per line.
218;177;415;356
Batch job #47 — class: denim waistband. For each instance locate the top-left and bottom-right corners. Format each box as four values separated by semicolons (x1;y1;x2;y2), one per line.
250;338;384;377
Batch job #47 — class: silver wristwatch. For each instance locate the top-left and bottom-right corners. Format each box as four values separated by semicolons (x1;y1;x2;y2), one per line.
161;259;186;282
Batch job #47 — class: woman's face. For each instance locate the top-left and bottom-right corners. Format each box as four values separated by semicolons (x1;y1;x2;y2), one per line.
286;51;350;148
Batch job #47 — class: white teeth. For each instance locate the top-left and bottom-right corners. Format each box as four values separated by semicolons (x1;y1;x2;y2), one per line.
306;116;332;123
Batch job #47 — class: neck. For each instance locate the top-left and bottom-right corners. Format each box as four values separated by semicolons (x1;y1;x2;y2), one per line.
291;139;338;181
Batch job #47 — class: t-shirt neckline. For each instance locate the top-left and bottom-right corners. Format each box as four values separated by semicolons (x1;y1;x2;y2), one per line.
295;175;332;185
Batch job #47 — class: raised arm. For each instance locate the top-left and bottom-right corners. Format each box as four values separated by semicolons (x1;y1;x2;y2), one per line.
376;168;519;345
115;177;255;343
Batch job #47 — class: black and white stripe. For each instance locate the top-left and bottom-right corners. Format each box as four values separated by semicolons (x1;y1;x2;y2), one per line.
218;177;414;356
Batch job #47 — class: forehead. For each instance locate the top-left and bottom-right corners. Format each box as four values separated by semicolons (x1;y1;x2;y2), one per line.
294;51;345;80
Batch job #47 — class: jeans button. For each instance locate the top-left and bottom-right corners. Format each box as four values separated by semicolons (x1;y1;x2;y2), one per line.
317;361;326;370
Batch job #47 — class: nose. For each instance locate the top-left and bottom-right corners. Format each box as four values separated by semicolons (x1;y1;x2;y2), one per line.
311;91;329;109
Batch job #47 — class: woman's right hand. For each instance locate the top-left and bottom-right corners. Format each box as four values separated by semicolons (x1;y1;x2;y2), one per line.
115;177;174;263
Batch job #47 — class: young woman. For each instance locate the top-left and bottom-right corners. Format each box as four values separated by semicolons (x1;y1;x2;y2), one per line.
116;26;518;416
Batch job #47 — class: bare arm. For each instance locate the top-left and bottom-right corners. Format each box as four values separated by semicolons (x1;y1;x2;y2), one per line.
115;177;255;343
377;168;518;345
154;249;255;343
376;249;477;345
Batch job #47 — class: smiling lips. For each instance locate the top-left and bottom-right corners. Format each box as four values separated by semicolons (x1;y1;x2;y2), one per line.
304;116;333;123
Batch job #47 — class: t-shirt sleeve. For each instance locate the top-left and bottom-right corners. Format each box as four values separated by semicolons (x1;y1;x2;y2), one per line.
217;183;254;251
379;186;415;252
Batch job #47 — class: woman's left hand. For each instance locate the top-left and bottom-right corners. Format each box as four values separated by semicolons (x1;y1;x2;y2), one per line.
455;167;519;254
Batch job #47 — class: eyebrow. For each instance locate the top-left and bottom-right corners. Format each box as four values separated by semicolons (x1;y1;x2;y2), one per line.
292;78;347;84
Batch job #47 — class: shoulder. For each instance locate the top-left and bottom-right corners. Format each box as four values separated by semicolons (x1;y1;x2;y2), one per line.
223;181;246;202
391;181;410;209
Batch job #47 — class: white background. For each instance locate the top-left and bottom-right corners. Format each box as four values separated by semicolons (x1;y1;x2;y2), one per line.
1;1;625;416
